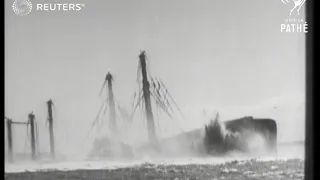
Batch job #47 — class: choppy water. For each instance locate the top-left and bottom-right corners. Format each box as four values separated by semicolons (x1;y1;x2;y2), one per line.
5;141;304;173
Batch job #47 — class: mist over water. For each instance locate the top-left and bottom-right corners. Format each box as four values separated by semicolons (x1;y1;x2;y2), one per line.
5;113;305;173
4;88;305;173
4;140;304;173
5;99;305;173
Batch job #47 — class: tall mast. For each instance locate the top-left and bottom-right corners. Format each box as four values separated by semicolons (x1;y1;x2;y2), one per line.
106;72;117;136
47;99;55;159
139;51;157;144
6;119;13;162
28;113;36;160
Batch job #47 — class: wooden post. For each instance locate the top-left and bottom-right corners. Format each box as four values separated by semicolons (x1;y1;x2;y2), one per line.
6;119;13;162
47;99;55;159
106;72;117;136
28;113;36;160
139;51;157;144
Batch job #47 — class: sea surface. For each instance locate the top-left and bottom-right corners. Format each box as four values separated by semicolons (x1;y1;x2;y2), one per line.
5;141;304;173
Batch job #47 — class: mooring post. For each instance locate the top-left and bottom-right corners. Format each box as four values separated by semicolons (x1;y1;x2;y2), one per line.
28;113;36;160
47;99;55;159
6;119;13;162
106;72;117;136
139;51;157;145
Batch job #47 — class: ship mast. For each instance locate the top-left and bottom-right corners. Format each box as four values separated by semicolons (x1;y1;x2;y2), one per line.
105;72;117;136
139;51;157;144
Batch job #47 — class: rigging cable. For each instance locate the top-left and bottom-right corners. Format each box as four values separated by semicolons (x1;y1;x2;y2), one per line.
51;100;68;154
129;92;143;122
132;91;137;110
155;103;162;138
155;78;174;113
159;79;185;119
82;101;106;146
150;92;173;120
154;80;186;134
99;80;107;97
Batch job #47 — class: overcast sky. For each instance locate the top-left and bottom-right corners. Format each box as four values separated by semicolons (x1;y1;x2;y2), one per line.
5;0;305;158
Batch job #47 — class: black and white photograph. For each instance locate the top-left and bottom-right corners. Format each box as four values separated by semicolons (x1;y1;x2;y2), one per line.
5;0;310;179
